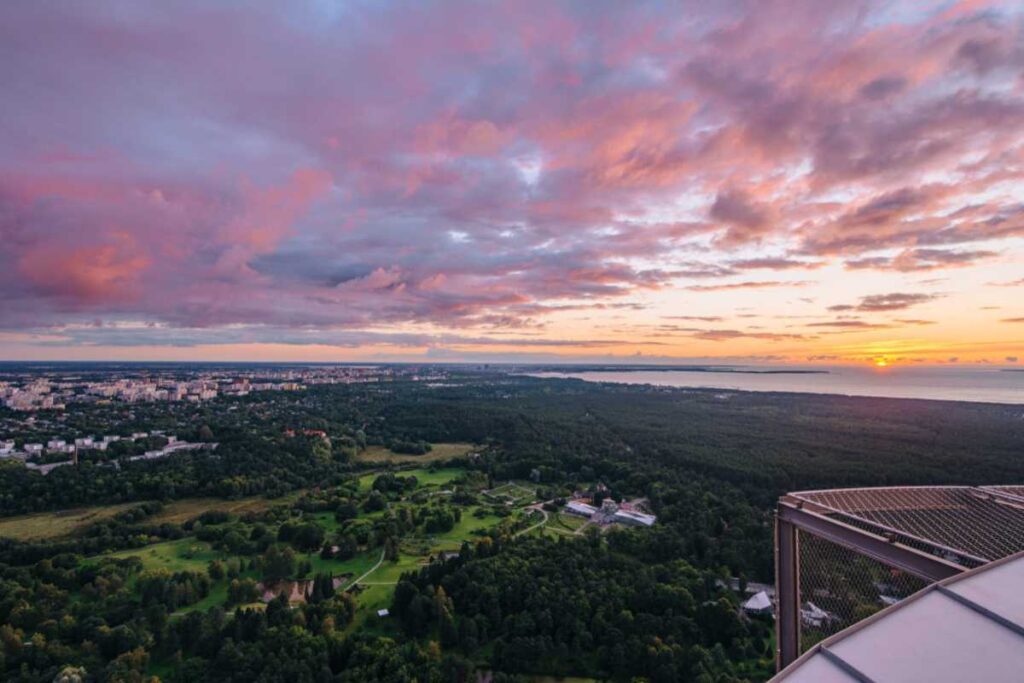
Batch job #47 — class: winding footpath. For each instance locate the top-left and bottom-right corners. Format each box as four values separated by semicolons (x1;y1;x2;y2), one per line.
346;548;386;589
513;507;549;537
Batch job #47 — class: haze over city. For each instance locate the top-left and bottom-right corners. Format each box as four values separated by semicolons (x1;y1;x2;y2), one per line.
2;1;1023;365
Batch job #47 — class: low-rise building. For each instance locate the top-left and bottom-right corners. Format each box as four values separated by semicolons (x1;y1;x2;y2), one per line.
612;509;657;527
800;601;836;629
742;590;774;616
565;501;598;517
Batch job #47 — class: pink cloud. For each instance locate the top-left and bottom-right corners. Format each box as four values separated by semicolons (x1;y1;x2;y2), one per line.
687;281;811;292
19;243;150;305
0;1;1022;347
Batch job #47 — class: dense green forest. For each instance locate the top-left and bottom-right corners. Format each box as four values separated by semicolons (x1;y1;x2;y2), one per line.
1;372;1022;682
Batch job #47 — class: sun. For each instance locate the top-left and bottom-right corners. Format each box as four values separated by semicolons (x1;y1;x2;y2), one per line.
874;358;889;368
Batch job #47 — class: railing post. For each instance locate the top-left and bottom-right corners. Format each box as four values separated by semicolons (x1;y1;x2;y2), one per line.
776;512;800;671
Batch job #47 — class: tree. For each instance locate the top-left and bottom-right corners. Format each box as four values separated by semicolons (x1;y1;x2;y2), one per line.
207;559;225;581
384;537;400;562
53;666;87;683
363;491;386;513
335;500;359;522
334;535;357;560
262;545;296;582
227;578;261;605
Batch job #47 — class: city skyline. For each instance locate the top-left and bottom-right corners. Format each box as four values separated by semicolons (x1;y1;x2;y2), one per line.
2;1;1023;365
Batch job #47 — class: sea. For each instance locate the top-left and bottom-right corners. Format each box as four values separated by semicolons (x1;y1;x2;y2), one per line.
530;366;1024;405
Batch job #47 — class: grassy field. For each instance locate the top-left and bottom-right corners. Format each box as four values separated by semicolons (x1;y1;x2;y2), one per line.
484;482;536;507
429;506;506;545
346;583;401;636
0;492;301;541
357;466;466;491
0;502;142;541
551;512;588;532
356;442;476;464
362;552;428;584
148;494;300;525
357;506;508;586
105;537;222;572
311;549;382;585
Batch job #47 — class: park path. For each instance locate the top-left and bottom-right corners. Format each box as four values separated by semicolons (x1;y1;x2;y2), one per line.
347;548;386;588
573;520;594;536
513;507;549;537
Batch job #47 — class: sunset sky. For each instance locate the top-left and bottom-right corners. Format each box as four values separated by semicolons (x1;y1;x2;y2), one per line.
1;1;1022;365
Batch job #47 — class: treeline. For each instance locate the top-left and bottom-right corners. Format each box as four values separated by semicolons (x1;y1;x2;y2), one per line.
0;434;354;516
393;535;773;682
3;375;1023;681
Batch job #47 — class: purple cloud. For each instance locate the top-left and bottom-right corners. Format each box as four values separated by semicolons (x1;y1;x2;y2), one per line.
0;1;1021;350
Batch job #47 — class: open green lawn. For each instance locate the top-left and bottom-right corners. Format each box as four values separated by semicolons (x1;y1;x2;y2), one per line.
309;549;382;586
0;502;142;541
102;540;385;615
309;511;344;534
147;493;300;525
428;506;506;545
105;537;222;572
357;507;508;585
0;492;301;541
552;512;587;532
357;466;465;492
347;584;402;636
531;523;565;540
361;552;427;584
484;481;536;507
356;442;476;464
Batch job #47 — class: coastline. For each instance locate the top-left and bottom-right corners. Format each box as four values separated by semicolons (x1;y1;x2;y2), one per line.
526;367;1024;406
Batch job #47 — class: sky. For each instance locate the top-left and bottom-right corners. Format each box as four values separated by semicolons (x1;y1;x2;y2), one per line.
1;0;1023;366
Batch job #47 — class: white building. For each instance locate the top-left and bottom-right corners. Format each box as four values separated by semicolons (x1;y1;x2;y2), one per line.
565;501;598;517
800;601;836;629
743;591;774;616
612;509;657;527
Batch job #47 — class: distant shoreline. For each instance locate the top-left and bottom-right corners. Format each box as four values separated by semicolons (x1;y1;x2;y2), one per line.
522;365;829;375
528;367;1024;405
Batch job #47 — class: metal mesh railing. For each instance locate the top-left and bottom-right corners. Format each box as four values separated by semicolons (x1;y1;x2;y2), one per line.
796;530;929;654
982;485;1024;502
791;486;1024;565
